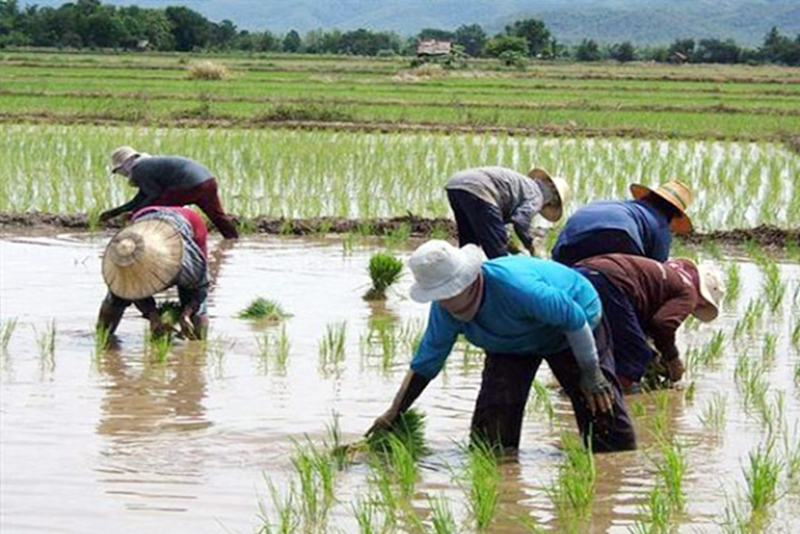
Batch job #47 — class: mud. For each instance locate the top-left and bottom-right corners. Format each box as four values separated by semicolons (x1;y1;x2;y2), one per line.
3;212;799;249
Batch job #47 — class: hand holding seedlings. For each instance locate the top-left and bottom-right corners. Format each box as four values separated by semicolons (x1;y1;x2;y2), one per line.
579;365;614;414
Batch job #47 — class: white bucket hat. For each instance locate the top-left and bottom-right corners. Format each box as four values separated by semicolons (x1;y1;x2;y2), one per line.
408;240;486;303
110;146;151;174
528;168;571;222
694;260;726;322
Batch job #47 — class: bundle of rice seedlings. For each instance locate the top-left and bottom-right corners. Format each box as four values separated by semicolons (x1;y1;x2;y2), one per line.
157;300;182;327
364;252;403;301
367;408;429;460
237;297;291;321
187;61;230;80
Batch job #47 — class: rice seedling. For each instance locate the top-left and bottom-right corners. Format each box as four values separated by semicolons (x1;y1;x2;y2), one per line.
385;433;418;499
548;432;596;526
428;494;458;534
699;330;725;367
367;408;429;460
653;438;687;511
364;252;403;301
342;232;357;256
743;440;782;519
699;392;727;432
783;429;800;489
93;324;112;358
146;329;172;363
629;484;672;534
383;223;412;250
238;298;291;321
34;319;56;361
725;262;741;303
527;379;555;426
761;332;776;362
187;61;230;80
761;262;786;314
0;318;18;350
255;325;291;374
684;381;696;402
351;494;384;534
291;440;336;528
464;438;500;531
791;319;800;352
258;477;300;534
319;321;347;368
735;357;769;413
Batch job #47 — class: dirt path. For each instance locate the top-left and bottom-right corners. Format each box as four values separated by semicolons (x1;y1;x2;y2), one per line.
2;212;798;249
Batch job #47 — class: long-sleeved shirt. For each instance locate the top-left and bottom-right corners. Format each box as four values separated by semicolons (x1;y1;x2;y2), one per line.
552;200;672;262
576;254;697;360
446;167;550;249
104;156;214;218
131;207;209;309
410;256;602;380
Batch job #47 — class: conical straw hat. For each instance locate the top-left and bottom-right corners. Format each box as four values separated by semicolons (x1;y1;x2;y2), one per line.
102;218;184;300
528;168;571;222
630;180;693;234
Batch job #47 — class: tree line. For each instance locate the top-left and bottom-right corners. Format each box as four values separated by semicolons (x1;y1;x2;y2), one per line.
1;0;798;66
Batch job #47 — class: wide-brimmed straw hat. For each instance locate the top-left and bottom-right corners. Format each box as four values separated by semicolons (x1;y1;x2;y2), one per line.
528;168;570;222
671;258;725;322
102;218;184;300
408;240;486;303
110;146;141;174
630;180;693;234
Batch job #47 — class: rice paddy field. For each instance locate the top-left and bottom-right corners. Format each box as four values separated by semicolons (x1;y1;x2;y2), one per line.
1;50;800;534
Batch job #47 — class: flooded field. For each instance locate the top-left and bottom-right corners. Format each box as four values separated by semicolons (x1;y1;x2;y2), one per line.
1;232;799;533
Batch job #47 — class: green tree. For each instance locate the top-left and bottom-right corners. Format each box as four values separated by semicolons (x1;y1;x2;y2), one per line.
165;6;212;51
418;28;454;42
610;41;635;62
668;38;695;61
505;18;550;57
695;38;741;64
282;28;301;52
485;34;527;57
576;39;601;61
454;23;486;57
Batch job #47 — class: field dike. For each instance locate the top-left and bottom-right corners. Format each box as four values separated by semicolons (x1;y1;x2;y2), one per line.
2;212;798;248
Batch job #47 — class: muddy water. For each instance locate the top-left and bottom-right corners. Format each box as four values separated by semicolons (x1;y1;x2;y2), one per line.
1;234;799;533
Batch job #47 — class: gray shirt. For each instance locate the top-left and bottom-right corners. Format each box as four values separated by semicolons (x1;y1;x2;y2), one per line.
446;166;551;247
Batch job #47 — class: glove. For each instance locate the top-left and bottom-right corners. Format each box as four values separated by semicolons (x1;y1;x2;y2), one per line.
578;364;614;414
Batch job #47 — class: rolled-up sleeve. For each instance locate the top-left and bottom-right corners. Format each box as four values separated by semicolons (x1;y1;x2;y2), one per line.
410;304;461;380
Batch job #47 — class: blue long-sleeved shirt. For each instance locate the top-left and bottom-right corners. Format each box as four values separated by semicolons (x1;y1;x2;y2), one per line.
552;200;672;262
410;256;602;379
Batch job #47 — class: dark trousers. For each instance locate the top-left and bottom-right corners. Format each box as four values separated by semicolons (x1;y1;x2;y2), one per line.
470;317;636;453
575;267;655;384
447;189;508;259
151;179;239;239
552;229;641;265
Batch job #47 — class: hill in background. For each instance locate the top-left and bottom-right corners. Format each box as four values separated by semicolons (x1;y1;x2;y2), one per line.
22;0;800;46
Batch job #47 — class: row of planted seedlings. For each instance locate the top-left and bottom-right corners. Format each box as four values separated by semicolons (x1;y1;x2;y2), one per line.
2;124;799;231
620;241;800;534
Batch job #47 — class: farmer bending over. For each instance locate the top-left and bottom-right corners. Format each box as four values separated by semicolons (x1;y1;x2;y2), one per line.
446;167;570;259
97;206;210;340
100;146;239;239
552;180;692;265
368;240;636;453
575;254;725;391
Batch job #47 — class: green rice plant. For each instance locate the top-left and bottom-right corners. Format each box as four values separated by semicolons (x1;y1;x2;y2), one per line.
791;319;800;352
762;262;786;314
351;495;384;534
258;477;300;534
761;332;776;362
743;441;782;518
342;232;357;256
725;262;741;303
367;408;429;460
146;329;172;363
653;438;687;511
650;390;672;439
528;379;555;426
698;392;727;432
548;432;596;525
629;484;671;534
630;399;647;418
755;391;785;434
34;319;56;361
383;223;412;250
700;330;725;367
255;325;291;374
1;318;18;350
684;381;696;402
735;357;769;413
364;252;403;301
291;440;335;528
238;298;291;321
783;429;800;488
429;222;452;241
465;438;500;531
93;324;112;358
385;433;418;499
319;321;347;368
427;494;458;534
157;300;182;328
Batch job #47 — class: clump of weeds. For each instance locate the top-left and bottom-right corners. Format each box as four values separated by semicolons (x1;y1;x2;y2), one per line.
364;252;403;301
238;298;291;321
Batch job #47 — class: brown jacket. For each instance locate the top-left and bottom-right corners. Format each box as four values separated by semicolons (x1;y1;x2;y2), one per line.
576;254;697;360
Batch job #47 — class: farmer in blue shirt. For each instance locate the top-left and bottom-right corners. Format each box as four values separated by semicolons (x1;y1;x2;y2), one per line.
552;180;693;265
368;240;636;453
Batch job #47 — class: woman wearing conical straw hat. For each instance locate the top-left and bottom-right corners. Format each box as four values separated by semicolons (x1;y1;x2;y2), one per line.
97;206;210;340
99;146;239;239
574;254;726;392
552;180;693;265
368;240;637;453
445;167;570;259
